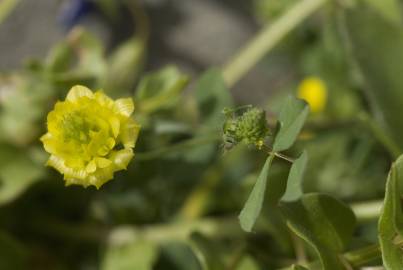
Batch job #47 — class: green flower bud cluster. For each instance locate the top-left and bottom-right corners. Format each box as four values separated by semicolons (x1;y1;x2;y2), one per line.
222;106;269;151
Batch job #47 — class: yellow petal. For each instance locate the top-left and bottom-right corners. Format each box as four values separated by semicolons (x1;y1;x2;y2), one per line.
66;85;94;101
86;159;97;173
110;148;134;169
94;91;114;108
96;157;112;168
65;178;89;188
41;133;57;153
97;146;110;156
41;85;141;189
115;98;134;117
88;167;114;189
47;155;87;179
109;117;120;138
106;137;116;149
120;118;141;148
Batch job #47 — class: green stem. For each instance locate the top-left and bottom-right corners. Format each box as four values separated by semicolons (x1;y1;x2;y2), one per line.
279;244;382;270
226;245;247;270
350;200;383;222
281;226;403;269
357;112;401;159
176;163;223;220
343;244;381;268
124;0;150;42
0;0;20;25
222;0;327;88
107;216;242;245
274;152;295;163
136;134;220;161
262;144;295;163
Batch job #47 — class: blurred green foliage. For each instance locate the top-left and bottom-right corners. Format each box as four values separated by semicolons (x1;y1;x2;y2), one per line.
1;0;403;269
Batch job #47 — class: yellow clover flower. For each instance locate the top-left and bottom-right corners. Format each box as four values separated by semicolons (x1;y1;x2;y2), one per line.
297;77;327;114
40;85;140;188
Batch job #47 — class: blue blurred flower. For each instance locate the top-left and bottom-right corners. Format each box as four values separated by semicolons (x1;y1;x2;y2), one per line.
59;0;95;29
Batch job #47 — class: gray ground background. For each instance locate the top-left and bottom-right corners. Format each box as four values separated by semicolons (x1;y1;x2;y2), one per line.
0;0;277;103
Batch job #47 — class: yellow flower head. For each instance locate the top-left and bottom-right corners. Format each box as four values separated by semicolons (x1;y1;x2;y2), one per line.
40;85;140;188
297;77;327;114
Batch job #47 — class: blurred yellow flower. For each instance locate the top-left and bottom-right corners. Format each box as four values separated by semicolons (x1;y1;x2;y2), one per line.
297;77;327;114
40;85;140;188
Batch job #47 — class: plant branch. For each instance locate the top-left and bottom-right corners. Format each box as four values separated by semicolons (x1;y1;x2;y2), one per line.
278;243;382;270
136;133;220;161
0;0;20;25
262;144;295;163
357;112;401;159
350;200;383;222
107;216;242;245
222;0;327;88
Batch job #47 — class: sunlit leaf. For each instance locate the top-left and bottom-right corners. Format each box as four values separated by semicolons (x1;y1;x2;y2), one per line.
102;239;158;270
136;66;189;114
194;68;233;129
0;145;45;205
49;28;107;87
0;75;53;145
103;37;146;97
280;193;356;269
69;27;107;79
362;0;401;24
45;42;74;73
378;154;403;269
235;255;260;270
183;68;232;163
273;96;309;152
239;154;275;232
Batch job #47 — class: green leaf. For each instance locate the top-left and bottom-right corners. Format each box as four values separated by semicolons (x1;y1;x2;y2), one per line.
49;28;107;87
103;37;146;97
155;242;201;270
194;68;233;129
0;75;53;145
136;66;189;114
239;154;275;232
280;193;356;270
182;68;233;163
343;4;403;152
70;28;107;80
362;0;402;24
188;232;225;270
95;0;120;20
281;151;308;202
273;96;309;152
45;42;74;73
291;265;308;270
235;256;260;270
0;145;45;205
102;239;158;270
378;154;403;269
0;230;27;270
